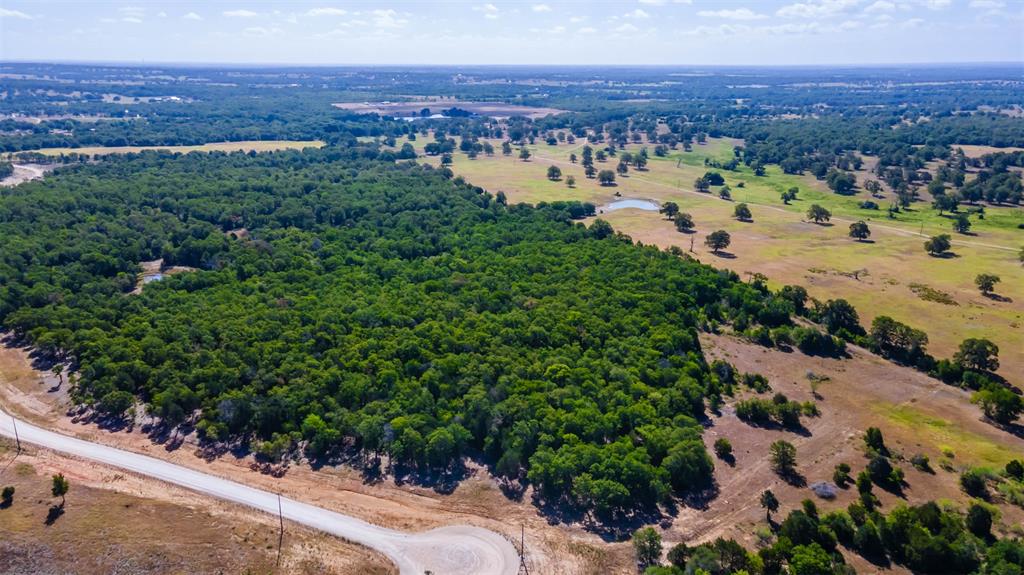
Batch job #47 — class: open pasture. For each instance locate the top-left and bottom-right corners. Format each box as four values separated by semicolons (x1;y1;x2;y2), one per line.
404;133;1024;383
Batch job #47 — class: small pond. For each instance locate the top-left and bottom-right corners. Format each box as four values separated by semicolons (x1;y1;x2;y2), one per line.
600;199;661;212
143;273;164;284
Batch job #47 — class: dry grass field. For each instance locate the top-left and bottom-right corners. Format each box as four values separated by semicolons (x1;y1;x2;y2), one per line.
404;134;1023;385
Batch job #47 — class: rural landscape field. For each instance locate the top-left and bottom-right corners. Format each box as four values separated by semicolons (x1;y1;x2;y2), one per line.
1;1;1023;574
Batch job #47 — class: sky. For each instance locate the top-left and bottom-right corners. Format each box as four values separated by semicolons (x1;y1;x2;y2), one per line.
1;0;1022;66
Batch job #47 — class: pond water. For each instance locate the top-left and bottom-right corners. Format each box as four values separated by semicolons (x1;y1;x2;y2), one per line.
600;199;661;212
143;273;164;284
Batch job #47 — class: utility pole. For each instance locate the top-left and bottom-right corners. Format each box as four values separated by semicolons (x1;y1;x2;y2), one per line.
276;493;284;568
517;524;530;575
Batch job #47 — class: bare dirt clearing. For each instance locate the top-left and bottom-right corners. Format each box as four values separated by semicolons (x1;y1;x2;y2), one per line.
672;333;1024;567
0;440;392;575
0;163;51;187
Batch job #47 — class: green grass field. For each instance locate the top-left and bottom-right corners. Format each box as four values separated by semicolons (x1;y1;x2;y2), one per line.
393;133;1024;383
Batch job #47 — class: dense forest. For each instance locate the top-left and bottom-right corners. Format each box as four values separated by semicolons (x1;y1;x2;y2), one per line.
0;147;803;519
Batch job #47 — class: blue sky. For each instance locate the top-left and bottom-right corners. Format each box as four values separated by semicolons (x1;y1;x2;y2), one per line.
1;1;1022;65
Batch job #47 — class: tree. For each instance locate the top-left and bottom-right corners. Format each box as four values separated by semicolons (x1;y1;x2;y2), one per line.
864;427;886;454
616;160;629;175
966;503;992;538
760;489;780;522
546;165;562;181
769;440;797;476
694;177;710;193
972;386;1022;425
584;164;596;179
733;203;752;222
566;175;576;188
974;274;1000;295
1;486;13;506
569;153;577;164
849;221;871;241
440;153;453;167
826;169;856;194
632;526;663;568
924;234;952;256
956;337;1000;372
719;186;732;200
714;438;733;460
704;230;731;254
597;169;616;186
518;147;531;161
806;204;831;224
820;298;861;336
674;213;695;233
781;187;798;204
501;141;512;156
953;213;972;234
660;201;679;219
51;473;69;506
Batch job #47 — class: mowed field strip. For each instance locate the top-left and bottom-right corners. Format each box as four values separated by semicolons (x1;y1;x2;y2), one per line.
397;133;1024;383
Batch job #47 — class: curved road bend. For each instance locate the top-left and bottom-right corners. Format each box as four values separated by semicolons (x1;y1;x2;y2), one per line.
0;410;519;575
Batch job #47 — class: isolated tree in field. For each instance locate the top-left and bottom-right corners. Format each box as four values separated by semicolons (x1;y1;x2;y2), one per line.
632;527;662;569
1;486;13;506
597;169;616;186
760;489;779;522
864;180;883;196
924;234;952;256
440;153;453;167
547;165;562;181
781;188;797;204
501;141;512;156
849;221;871;241
733;203;752;222
694;177;710;193
713;438;732;460
518;147;531;161
770;440;797;476
719;186;732;200
864;427;886;454
674;213;695;233
933;194;958;215
569;153;577;164
705;230;731;254
51;473;69;506
807;204;831;224
953;213;972;234
955;338;999;372
595;150;606;162
616;160;629;175
566;175;576;188
972;386;1023;425
660;201;679;219
975;273;1000;295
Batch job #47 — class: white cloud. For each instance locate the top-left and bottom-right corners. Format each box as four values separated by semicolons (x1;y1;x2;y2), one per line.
570;16;586;23
307;8;348;17
119;6;145;18
968;0;1003;7
577;26;597;33
639;0;666;4
532;4;552;12
183;12;202;21
224;9;259;18
371;9;408;29
485;13;499;19
901;16;925;27
626;8;650;18
0;8;32;19
697;8;768;20
243;26;282;36
864;1;895;13
776;0;860;19
921;0;950;9
122;16;142;23
157;11;167;18
614;22;640;33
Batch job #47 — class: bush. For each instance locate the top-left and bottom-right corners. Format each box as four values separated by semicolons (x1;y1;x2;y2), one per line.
960;468;989;498
1;486;13;506
714;438;733;459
